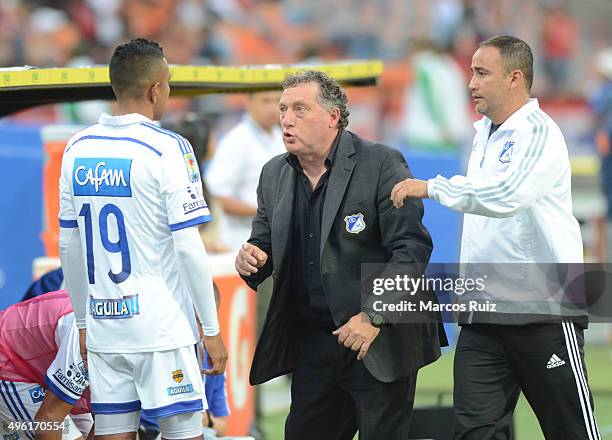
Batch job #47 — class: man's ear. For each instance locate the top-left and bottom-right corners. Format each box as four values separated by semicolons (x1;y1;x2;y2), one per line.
508;69;524;90
149;82;160;104
329;107;340;128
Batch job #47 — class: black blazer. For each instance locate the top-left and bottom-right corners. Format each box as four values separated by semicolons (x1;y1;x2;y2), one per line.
243;130;445;385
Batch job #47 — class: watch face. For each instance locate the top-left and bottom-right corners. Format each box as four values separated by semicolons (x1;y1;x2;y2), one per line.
372;314;383;325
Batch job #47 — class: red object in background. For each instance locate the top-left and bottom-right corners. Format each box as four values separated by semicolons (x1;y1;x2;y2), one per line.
214;274;256;436
41;140;65;258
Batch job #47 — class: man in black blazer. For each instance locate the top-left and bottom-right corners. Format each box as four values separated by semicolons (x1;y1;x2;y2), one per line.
235;70;444;439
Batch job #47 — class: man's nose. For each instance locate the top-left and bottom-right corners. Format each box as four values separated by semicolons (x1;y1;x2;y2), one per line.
468;77;477;91
281;111;295;127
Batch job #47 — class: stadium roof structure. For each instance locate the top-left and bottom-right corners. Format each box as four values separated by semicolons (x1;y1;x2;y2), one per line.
0;60;382;117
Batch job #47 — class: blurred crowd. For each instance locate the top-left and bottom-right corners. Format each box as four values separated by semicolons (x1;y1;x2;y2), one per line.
1;0;610;94
1;0;612;260
1;0;610;139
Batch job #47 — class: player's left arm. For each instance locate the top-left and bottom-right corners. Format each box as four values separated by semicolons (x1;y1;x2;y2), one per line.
58;151;89;331
162;138;227;374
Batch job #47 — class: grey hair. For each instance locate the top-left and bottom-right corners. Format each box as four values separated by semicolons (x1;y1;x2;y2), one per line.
281;70;349;129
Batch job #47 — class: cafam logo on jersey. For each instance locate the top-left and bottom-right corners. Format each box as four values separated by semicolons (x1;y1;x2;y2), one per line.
73;158;132;197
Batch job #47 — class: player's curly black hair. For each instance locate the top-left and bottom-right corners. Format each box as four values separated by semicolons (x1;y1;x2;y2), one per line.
282;70;350;129
109;38;165;99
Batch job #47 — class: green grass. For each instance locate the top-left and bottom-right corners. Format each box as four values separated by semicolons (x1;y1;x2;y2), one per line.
262;344;612;439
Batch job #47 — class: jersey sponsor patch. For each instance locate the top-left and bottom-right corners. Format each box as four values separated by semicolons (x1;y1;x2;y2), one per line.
183;152;200;183
183;185;207;215
27;385;46;404
166;384;193;396
498;141;514;164
51;361;88;396
90;295;140;319
73;158;132;197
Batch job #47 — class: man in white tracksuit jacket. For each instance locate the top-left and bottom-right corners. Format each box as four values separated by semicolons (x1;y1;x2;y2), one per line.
392;35;600;440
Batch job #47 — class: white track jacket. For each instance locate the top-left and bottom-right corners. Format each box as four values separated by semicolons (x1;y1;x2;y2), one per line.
428;98;583;264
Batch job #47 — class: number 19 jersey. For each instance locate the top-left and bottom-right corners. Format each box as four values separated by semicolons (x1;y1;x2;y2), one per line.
59;113;211;353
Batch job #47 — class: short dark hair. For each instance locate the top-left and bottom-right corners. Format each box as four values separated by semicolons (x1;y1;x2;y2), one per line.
480;35;534;92
281;70;349;129
109;38;166;99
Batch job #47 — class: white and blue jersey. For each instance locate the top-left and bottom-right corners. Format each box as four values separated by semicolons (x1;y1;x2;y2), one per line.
59;113;211;353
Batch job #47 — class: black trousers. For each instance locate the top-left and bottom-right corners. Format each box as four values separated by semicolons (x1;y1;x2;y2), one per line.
453;323;600;440
284;325;417;440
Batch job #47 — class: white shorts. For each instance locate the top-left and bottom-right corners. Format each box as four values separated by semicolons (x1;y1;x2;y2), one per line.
0;381;93;440
89;345;205;419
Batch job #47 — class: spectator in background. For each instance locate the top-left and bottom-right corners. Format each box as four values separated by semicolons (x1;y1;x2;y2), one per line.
398;40;471;152
541;2;579;99
591;47;612;262
25;7;81;67
163;114;231;253
206;91;285;251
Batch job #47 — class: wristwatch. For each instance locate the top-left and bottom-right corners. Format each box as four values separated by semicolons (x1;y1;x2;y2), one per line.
365;310;388;328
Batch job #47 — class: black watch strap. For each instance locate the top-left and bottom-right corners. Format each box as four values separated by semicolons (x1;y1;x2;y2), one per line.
365;310;388;328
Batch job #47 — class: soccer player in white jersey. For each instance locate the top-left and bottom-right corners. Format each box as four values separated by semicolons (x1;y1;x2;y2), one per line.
58;38;227;440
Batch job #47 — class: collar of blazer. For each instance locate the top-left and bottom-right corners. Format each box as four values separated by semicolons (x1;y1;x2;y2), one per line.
320;130;357;256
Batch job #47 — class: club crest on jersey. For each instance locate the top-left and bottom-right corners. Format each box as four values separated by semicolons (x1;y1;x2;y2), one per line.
172;370;184;383
183;152;200;183
90;295;140;319
73;158;132;197
499;141;514;164
344;213;365;234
